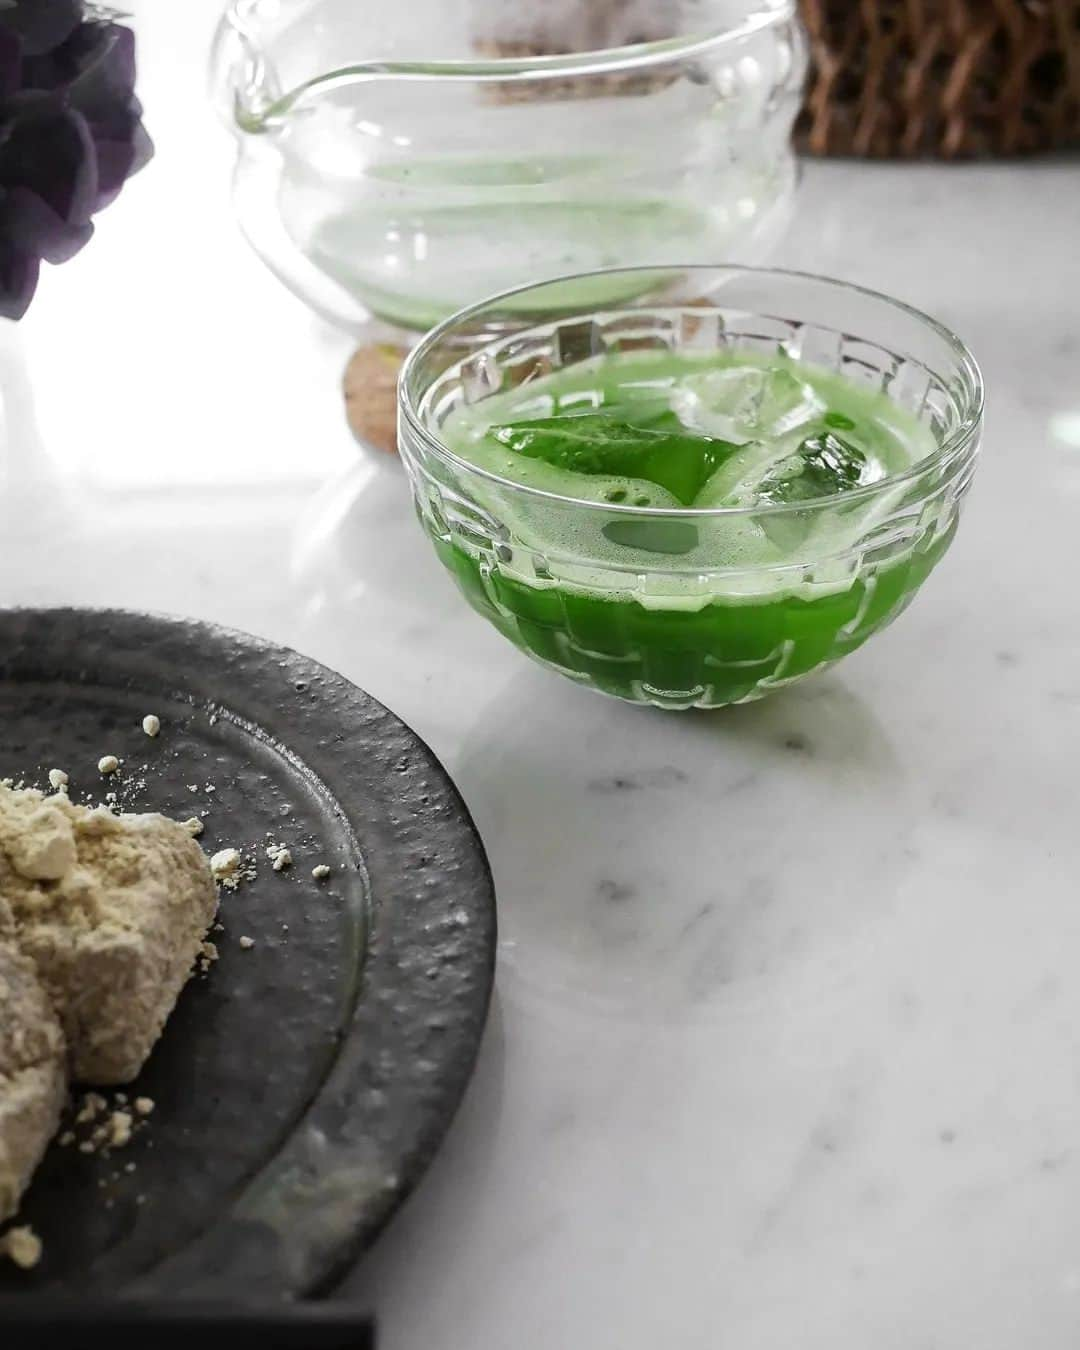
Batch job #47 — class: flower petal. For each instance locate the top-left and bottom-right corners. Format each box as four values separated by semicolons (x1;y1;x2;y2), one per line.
23;17;133;100
0;0;83;59
0;10;153;318
0;237;40;320
0;22;21;98
127;111;153;177
0;90;98;225
86;132;134;209
87;107;153;208
21;20;153;211
3;184;94;263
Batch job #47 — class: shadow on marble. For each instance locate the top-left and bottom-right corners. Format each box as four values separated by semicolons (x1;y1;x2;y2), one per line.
692;672;905;771
452;668;914;1023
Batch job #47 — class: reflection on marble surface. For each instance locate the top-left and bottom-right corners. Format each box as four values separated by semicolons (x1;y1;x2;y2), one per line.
452;672;904;1018
4;4;1080;1342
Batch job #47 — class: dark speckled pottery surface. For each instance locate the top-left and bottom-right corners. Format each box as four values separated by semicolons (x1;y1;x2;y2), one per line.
0;609;495;1300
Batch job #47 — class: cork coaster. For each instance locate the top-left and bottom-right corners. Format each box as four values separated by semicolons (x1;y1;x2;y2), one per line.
342;344;408;454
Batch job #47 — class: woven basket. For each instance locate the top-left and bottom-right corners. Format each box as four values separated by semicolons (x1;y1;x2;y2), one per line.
798;0;1080;157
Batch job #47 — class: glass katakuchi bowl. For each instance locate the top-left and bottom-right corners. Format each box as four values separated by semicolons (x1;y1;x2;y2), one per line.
210;0;806;336
398;266;984;710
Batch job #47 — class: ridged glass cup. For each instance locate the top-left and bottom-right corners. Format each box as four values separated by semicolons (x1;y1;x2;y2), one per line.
399;267;983;710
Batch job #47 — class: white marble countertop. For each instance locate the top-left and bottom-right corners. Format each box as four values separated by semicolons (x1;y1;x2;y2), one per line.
5;4;1080;1345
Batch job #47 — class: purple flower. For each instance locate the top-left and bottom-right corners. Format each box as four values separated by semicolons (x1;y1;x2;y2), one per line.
0;1;152;319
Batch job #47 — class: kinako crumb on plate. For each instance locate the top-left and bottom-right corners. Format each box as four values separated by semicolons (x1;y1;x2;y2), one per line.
211;847;257;891
210;847;241;884
238;935;255;949
47;769;68;791
66;1089;148;1158
0;1224;42;1269
141;714;161;738
76;1092;108;1126
133;1097;154;1118
266;842;292;872
312;864;331;880
97;755;119;775
108;1111;133;1149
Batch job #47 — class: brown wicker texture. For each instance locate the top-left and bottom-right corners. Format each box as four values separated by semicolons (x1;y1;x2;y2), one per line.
798;0;1080;157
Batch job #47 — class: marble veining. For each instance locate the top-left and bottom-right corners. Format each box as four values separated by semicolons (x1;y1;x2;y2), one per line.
3;6;1080;1343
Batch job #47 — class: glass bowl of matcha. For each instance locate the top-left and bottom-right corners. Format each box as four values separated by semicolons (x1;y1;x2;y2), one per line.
398;266;983;710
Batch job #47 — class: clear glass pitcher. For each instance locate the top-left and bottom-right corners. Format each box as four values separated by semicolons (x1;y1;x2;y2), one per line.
211;0;806;335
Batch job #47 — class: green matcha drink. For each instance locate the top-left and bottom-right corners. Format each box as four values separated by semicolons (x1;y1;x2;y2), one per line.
401;274;982;710
444;348;931;511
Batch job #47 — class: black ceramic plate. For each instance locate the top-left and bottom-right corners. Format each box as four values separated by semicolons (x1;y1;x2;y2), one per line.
0;609;495;1299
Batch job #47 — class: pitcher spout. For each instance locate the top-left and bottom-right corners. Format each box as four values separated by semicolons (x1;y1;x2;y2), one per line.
210;0;285;133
